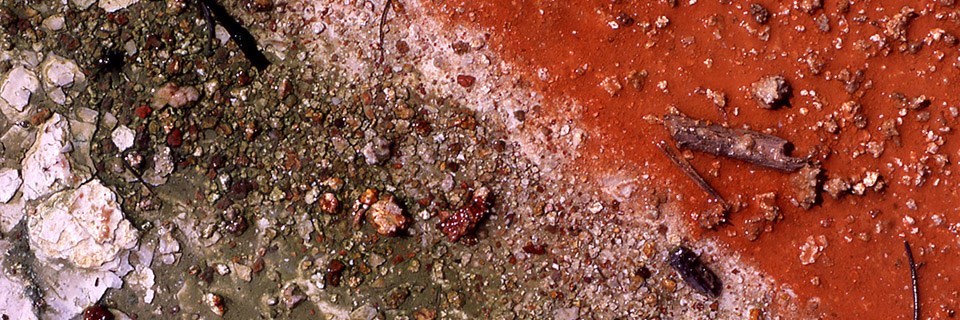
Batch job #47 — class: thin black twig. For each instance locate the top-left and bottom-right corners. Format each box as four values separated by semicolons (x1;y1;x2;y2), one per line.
200;2;216;56
904;240;920;320
377;0;394;65
199;0;271;70
656;141;727;207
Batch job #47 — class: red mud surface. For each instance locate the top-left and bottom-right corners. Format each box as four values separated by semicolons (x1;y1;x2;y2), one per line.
426;1;960;318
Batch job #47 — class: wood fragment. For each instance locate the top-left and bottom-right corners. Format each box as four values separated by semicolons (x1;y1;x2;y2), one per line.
657;141;726;208
904;240;920;320
377;0;394;65
200;0;271;70
663;114;807;172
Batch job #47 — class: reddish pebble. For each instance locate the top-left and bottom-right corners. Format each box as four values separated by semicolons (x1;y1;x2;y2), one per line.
82;305;115;320
167;128;183;147
456;75;476;87
522;243;547;255
134;105;152;119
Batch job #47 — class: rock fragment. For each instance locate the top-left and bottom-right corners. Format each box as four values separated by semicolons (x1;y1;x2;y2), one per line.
749;3;770;24
751;75;792;109
361;137;392;165
790;165;821;209
99;0;140;13
152;82;200;109
0;240;38;320
795;0;823;14
0;168;20;203
823;177;850;199
0;66;39;117
111;125;135;152
29;179;138;269
204;293;227;316
438;187;491;242
799;235;828;265
40;54;84;88
21;114;93;201
366;193;408;236
27;179;138;318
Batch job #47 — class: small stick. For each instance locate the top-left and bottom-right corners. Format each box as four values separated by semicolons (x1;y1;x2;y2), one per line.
199;0;271;70
377;0;394;65
904;240;919;320
657;141;726;207
200;2;216;55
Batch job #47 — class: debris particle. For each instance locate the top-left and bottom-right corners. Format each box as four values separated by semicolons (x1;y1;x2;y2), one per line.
438;187;491;242
751;75;792;109
790;165;821;210
749;3;770;24
799;235;828;265
325;259;346;287
795;0;823;14
656;141;726;207
82;305;115;320
904;241;920;320
668;246;722;298
367;193;409;236
152;82;200;108
203;292;227;316
318;192;339;214
457;74;476;87
600;76;623;96
361;137;392;165
282;284;306;309
823;177;850;199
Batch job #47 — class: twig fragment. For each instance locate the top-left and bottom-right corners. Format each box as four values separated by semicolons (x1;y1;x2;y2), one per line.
663;114;807;172
657;141;726;208
377;0;394;65
904;240;919;320
199;0;271;70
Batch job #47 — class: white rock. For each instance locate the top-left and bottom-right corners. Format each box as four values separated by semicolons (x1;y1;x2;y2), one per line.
36;262;126;319
20;114;91;201
47;86;66;105
0;240;39;320
111;125;135;152
28;179;139;269
0;168;20;203
1;124;36;157
42;15;65;31
0;197;25;233
99;0;140;12
25;179;137;319
71;0;95;9
143;146;173;186
157;226;181;265
0;66;39;113
41;54;83;88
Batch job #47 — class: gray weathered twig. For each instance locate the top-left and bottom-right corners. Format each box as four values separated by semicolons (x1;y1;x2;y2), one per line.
663;114;807;172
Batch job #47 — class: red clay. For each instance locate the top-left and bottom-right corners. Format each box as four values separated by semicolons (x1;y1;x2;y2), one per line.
426;1;960;318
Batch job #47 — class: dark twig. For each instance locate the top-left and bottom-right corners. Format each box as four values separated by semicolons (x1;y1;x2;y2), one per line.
199;0;271;70
377;0;394;65
200;2;216;55
904;240;919;320
657;141;727;207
